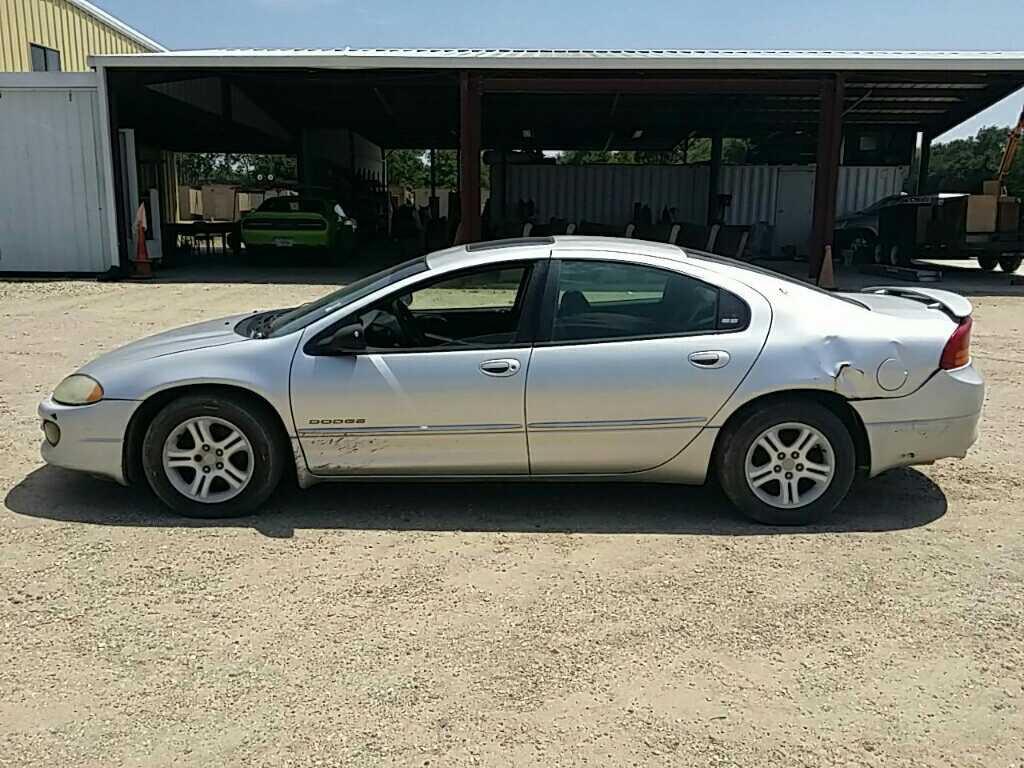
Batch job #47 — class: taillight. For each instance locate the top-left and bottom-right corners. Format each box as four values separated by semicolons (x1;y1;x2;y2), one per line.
940;316;973;370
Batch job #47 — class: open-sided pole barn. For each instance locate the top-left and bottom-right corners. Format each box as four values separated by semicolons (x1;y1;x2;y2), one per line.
85;49;1024;276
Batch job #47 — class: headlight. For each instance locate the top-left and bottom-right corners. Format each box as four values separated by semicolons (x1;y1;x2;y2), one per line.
52;374;104;406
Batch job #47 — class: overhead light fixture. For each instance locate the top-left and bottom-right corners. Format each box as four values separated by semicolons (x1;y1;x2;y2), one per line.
632;129;644;139
522;128;533;139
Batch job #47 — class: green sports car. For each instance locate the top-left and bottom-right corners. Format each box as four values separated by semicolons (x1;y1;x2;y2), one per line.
241;197;357;257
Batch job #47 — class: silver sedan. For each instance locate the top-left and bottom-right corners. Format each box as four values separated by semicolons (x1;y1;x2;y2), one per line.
38;236;983;525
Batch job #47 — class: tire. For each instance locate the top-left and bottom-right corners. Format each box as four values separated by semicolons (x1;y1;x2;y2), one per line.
715;399;857;525
141;393;285;518
998;254;1023;274
844;230;877;265
978;255;999;271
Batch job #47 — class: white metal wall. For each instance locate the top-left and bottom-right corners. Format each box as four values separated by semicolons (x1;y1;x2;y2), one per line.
506;164;709;226
0;73;112;272
721;164;909;225
837;165;908;217
720;164;779;226
506;162;908;228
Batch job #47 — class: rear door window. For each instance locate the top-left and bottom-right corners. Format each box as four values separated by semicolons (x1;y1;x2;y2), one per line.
547;259;723;343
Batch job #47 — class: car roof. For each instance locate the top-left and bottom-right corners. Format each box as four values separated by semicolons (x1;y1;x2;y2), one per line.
425;235;687;272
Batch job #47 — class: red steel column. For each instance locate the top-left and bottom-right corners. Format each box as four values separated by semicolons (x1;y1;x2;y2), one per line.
917;134;932;194
459;71;482;243
810;73;844;278
707;128;723;226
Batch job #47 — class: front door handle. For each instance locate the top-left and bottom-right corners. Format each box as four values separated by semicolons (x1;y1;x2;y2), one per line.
480;359;521;377
688;350;731;369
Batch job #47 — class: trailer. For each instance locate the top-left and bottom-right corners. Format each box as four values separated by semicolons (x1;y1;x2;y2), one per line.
876;193;1024;273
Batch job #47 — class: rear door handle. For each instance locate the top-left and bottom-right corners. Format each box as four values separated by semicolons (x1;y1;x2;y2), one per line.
688;350;730;369
480;359;521;377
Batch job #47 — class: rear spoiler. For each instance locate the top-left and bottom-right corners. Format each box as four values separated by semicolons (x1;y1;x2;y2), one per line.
862;286;973;321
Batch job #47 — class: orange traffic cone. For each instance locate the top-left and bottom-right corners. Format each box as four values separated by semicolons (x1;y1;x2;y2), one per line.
817;244;836;290
131;202;153;279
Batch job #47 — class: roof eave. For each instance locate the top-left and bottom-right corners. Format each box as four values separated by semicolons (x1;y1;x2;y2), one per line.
67;0;166;53
88;49;1024;71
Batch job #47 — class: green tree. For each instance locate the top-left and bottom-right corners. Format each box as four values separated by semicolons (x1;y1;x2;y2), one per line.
432;150;461;188
385;149;487;190
385;149;429;188
557;138;749;166
561;149;614;165
176;153;296;186
928;125;1023;197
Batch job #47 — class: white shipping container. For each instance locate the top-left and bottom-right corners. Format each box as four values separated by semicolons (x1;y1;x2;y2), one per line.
505;162;909;251
0;73;113;273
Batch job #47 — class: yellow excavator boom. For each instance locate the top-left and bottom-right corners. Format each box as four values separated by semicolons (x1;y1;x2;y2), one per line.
996;105;1024;183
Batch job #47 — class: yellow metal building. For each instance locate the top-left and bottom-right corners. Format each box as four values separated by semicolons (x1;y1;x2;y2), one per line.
0;0;164;72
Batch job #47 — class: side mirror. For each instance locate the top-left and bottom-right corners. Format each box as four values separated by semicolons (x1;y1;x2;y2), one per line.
313;323;366;355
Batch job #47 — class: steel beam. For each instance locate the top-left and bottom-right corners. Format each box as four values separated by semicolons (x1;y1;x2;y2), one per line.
809;74;845;278
917;134;932;193
459;71;482;243
707;129;724;227
482;77;823;95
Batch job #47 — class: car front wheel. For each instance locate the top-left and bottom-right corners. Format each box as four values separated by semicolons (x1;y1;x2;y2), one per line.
142;393;285;518
716;400;856;525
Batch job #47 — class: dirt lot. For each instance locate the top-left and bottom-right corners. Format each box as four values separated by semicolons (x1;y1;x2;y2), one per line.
1;265;1023;767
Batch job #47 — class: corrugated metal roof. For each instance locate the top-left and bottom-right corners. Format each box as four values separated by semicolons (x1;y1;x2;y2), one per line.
92;48;1024;70
66;0;167;52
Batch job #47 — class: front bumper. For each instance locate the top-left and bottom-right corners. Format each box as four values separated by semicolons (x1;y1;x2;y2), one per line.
852;365;984;476
38;397;140;485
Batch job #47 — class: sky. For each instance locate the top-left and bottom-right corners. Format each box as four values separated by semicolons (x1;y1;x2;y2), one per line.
96;0;1024;142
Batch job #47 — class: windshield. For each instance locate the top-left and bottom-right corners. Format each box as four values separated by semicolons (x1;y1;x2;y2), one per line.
266;257;428;337
861;194;905;214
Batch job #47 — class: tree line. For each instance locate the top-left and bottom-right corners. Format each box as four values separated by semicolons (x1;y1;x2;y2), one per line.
927;125;1022;197
174;125;1022;199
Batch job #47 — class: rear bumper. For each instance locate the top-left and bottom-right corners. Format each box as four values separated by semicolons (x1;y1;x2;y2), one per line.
38;397;139;485
241;229;330;249
852;365;984;476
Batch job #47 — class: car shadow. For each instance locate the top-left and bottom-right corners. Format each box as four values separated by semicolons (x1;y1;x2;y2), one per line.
5;466;947;539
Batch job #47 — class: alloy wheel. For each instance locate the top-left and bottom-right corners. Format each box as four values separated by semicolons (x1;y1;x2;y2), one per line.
162;416;254;504
744;422;836;509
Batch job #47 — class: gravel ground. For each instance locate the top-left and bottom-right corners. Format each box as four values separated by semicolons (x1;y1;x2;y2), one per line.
1;265;1023;767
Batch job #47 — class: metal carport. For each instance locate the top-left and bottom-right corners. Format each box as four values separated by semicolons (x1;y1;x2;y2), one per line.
91;48;1024;277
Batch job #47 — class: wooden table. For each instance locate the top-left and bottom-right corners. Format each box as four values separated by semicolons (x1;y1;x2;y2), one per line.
168;221;241;256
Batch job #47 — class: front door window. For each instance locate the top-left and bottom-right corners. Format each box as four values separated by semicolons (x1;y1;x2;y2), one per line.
352;263;533;350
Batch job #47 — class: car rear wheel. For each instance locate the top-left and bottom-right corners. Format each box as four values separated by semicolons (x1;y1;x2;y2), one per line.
978;255;999;271
142;394;284;518
888;244;908;267
998;254;1023;273
716;400;856;525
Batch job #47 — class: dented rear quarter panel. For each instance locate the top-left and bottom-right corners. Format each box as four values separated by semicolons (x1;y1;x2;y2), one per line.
704;273;956;428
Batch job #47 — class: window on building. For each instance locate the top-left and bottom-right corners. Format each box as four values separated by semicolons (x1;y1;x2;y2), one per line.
29;44;61;72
